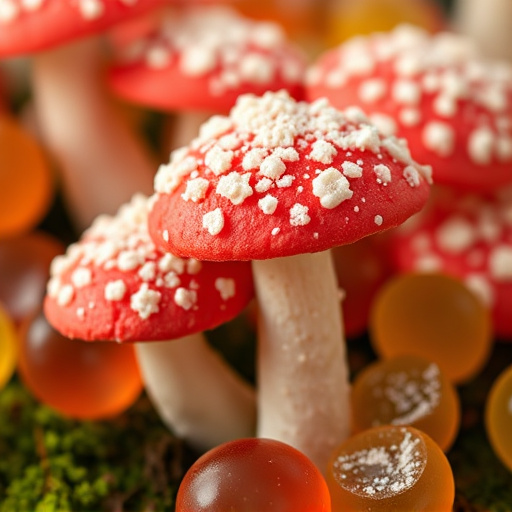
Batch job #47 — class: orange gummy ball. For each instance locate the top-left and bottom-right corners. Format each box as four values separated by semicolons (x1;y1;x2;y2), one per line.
485;364;512;472
18;311;142;420
176;438;331;512
0;115;53;238
351;355;460;452
370;273;492;384
0;231;64;325
0;305;18;390
327;425;455;512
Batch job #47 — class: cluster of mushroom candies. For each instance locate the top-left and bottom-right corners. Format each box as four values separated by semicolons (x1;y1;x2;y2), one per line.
1;2;512;511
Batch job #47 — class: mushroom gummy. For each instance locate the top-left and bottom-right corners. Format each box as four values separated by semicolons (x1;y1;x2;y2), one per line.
351;355;460;451
485;363;512;472
176;438;331;512
370;273;492;383
148;90;431;469
326;425;455;512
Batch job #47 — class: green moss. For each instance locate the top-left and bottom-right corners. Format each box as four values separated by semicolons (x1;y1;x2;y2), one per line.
0;380;192;511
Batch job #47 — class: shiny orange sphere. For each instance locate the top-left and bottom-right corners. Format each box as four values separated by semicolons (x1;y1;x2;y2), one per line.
18;310;142;420
370;273;492;383
0;114;53;238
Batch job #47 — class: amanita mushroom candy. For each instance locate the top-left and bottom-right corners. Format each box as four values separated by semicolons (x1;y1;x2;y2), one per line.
390;189;512;341
0;0;168;229
107;5;306;148
148;90;432;469
307;24;512;192
44;194;256;451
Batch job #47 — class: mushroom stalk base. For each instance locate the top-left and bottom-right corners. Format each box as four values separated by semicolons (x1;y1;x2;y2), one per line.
253;251;351;471
135;333;256;452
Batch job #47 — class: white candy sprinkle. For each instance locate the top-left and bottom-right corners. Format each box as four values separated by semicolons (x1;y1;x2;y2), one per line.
310;140;338;164
312;167;353;209
182;178;209;202
258;194;278;214
215;278;236;300
130;284;160;319
105;280;127;301
203;208;224;235
259;155;286;180
205;146;234;176
216;172;253;205
289;203;311;226
342;161;363;178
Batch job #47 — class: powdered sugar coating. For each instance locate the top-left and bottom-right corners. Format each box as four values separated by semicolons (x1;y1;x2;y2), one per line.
331;427;427;499
108;6;306;112
307;24;512;192
44;194;254;342
149;91;431;261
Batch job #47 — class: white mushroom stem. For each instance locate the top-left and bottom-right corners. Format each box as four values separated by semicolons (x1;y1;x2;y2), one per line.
253;250;351;472
135;332;256;452
454;0;512;61
32;37;155;232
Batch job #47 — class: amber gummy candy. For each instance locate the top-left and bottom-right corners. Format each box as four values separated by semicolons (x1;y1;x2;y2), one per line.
485;364;512;472
370;273;492;383
176;437;331;512
18;311;142;420
0;114;53;238
326;425;455;512
0;305;18;391
351;355;460;451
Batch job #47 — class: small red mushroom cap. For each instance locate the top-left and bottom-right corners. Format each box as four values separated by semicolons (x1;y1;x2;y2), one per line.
307;25;512;192
0;0;169;56
107;6;306;113
44;194;254;342
148;90;432;261
390;189;512;339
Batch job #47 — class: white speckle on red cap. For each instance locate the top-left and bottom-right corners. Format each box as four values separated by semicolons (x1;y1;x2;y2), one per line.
465;273;494;306
374;215;383;226
215;277;235;300
436;217;476;253
205;146;234;176
289;203;310;226
312;167;353;209
489;245;512;280
310;140;337;164
131;283;160;319
78;0;104;20
359;78;386;103
422;121;454;156
182;177;210;202
71;267;92;288
341;161;363;178
0;0;18;22
203;208;224;235
468;127;494;165
216;172;253;205
370;113;397;137
57;284;74;306
181;45;217;76
258;194;278;214
174;287;197;310
105;280;127;301
403;166;421;188
374;164;392;185
259;154;286;180
138;262;156;282
242;148;268;170
392;79;421;105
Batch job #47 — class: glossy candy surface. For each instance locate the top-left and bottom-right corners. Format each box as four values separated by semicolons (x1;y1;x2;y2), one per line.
18;311;142;420
485;364;512;472
370;273;492;383
351;355;460;451
0;305;18;391
0;115;53;238
327;425;454;512
176;438;331;512
0;231;64;325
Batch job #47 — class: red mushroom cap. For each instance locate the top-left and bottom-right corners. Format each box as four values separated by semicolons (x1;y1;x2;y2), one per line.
148;90;432;261
307;25;512;192
44;194;254;342
107;6;306;113
390;189;512;339
0;0;169;56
